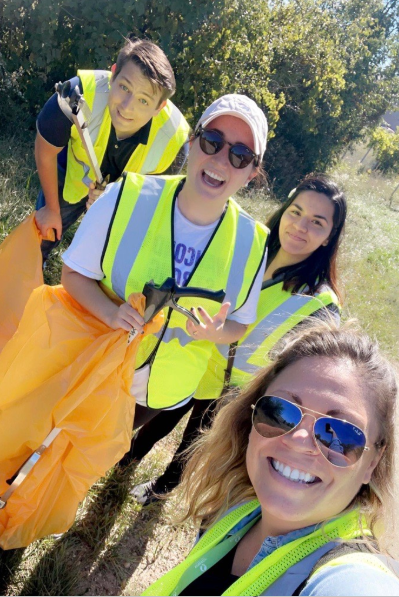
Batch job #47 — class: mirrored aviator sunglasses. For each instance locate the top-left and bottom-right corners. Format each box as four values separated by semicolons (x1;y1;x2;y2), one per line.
195;126;259;169
251;395;370;468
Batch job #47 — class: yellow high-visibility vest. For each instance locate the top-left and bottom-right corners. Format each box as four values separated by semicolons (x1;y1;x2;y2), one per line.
196;280;339;399
63;70;190;203
101;172;268;408
142;503;377;596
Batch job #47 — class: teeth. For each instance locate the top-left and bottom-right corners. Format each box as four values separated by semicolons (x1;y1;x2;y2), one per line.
204;169;224;182
271;459;316;484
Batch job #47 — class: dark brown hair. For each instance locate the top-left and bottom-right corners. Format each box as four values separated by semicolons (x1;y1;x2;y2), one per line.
266;173;346;302
113;37;176;103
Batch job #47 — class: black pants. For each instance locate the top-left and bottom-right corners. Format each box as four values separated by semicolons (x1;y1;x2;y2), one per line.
122;399;217;491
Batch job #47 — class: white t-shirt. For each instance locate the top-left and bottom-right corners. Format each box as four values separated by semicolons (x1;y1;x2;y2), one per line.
62;181;266;406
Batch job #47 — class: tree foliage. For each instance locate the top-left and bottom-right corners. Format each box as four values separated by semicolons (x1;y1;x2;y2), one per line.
0;0;398;193
369;126;399;174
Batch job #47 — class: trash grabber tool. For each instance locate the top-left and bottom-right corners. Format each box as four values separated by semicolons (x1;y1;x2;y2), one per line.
55;80;106;189
127;277;226;344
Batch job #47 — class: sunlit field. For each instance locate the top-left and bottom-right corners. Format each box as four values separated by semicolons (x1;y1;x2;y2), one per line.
0;133;398;595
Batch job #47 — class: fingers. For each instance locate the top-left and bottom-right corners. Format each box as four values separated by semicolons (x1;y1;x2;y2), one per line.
185;302;231;340
215;302;231;323
34;210;62;241
55;223;62;241
87;182;105;209
117;303;145;333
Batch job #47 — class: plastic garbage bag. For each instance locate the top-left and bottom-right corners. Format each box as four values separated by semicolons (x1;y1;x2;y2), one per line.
0;213;53;350
0;217;163;549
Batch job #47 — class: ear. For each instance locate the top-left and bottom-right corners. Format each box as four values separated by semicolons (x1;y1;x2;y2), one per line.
361;446;385;485
322;238;329;247
154;99;167;115
246;169;258;185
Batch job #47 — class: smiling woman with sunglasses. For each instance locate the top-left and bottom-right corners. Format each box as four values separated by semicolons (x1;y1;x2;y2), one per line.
61;94;268;432
143;321;399;596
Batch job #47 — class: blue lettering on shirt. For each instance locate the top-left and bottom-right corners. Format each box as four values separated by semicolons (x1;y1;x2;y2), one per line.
174;242;202;286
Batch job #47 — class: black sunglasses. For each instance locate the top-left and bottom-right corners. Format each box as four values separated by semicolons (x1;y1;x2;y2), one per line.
252;395;371;468
195;126;259;169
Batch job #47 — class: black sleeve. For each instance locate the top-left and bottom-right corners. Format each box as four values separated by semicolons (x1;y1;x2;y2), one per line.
36;75;82;148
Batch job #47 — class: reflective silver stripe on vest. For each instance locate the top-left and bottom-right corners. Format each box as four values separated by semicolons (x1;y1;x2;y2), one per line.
87;71;110;145
217;294;314;375
140;103;186;173
225;211;257;315
72;153;92;188
111;177;167;298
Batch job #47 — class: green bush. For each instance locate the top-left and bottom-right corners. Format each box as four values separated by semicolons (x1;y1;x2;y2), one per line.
369;126;399;174
1;0;398;194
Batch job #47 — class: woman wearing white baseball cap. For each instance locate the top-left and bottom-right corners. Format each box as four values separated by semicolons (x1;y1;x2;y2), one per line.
62;93;269;439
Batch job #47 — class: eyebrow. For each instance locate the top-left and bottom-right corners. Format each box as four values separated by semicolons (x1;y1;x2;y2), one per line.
292;203;329;223
119;76;154;100
288;393;360;423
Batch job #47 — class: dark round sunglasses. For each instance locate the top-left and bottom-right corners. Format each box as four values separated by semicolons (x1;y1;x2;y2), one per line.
195;126;259;169
252;395;371;468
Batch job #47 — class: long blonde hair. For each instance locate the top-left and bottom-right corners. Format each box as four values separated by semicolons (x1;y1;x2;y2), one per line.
178;321;397;544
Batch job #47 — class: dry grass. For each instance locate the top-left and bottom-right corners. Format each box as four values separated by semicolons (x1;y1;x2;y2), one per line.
0;133;398;595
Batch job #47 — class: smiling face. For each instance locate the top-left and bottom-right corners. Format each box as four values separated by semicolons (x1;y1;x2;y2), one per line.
246;356;382;535
179;115;257;224
108;61;166;139
278;191;335;263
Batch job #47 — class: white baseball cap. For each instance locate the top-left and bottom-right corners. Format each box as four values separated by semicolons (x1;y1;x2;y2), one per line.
195;94;268;160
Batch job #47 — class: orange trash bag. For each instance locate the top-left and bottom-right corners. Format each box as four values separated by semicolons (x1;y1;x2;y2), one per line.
0;219;163;550
0;213;53;350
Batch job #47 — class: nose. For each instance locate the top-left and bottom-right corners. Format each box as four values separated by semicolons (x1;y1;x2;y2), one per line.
214;143;230;167
281;413;319;455
121;93;135;111
294;216;308;233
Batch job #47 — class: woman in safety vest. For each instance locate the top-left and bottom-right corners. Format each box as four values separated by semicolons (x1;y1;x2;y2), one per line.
143;320;399;596
0;93;268;547
62;93;269;430
129;174;347;503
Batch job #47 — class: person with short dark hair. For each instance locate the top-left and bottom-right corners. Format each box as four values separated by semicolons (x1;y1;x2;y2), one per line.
34;37;190;259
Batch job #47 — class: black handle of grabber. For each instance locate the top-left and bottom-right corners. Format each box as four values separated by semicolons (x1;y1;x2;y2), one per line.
142;278;226;324
55;81;82;114
173;286;225;303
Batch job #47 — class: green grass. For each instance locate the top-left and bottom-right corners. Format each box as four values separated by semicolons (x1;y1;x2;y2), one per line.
0;133;398;595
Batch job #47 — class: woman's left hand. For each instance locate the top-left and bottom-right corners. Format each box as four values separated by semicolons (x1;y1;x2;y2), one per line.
186;302;231;343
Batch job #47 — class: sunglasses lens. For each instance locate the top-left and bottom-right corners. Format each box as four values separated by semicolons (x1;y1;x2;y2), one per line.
229;144;255;169
199;129;223;155
314;417;367;467
253;396;302;439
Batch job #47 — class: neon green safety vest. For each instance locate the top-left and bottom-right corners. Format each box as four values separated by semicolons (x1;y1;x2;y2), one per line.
142;501;374;596
63;69;190;203
101;173;268;408
196;280;339;400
